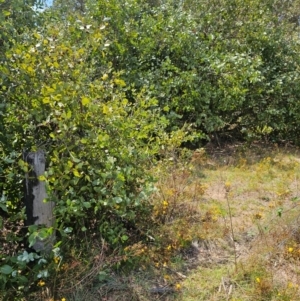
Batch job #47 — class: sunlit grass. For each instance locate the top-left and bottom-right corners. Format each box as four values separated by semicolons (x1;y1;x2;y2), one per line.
175;145;300;301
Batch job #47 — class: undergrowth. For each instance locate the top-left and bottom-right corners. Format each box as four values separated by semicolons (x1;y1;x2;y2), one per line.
3;143;300;301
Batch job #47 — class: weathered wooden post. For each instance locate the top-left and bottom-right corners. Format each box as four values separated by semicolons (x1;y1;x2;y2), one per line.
23;150;55;253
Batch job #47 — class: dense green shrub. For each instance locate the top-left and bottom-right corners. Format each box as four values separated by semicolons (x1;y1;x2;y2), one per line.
89;0;300;142
0;7;187;296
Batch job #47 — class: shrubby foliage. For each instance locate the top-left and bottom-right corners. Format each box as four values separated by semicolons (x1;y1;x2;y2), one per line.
89;0;300;141
1;0;300;298
0;3;184;296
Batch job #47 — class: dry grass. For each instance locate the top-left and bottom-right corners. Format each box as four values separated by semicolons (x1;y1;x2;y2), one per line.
176;143;300;301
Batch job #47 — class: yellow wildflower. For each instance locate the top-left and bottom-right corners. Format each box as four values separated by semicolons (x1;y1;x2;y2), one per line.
256;277;260;283
288;247;294;253
254;212;263;220
225;182;231;191
175;283;181;290
62;298;66;301
37;280;45;287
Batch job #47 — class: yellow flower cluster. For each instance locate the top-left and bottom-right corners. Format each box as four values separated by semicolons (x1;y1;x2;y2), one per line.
162;200;169;215
54;256;60;264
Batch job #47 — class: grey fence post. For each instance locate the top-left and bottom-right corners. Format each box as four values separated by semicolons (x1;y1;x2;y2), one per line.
23;150;55;253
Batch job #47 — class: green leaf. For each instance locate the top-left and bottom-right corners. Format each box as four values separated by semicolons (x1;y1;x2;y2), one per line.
73;169;81;177
38;228;52;240
98;271;109;282
114;197;123;204
63;227;73;234
37;269;49;278
38;175;46;181
83;202;91;209
66;109;72;119
17;276;28;284
121;235;128;242
28;233;37;248
0;203;8;213
70;153;81;163
290;197;300;202
102;105;109;114
0;265;13;275
114;79;126;87
81;97;90;106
